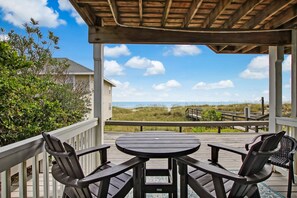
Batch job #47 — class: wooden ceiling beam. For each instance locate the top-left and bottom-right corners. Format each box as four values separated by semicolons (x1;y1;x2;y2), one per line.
139;0;143;25
242;0;295;29
202;0;233;28
222;0;263;28
89;26;291;45
264;5;297;29
162;0;173;27
183;0;203;28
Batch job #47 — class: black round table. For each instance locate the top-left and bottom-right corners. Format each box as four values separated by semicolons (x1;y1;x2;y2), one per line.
115;131;201;198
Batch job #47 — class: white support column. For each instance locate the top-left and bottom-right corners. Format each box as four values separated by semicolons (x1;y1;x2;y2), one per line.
269;46;284;132
291;30;297;174
292;30;297;128
93;44;104;147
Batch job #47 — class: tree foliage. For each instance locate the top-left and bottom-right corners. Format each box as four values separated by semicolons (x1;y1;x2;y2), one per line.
0;20;90;146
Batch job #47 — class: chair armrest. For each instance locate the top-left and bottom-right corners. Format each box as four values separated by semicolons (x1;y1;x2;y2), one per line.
77;157;148;187
51;164;80;187
208;143;247;163
76;145;110;157
176;156;247;183
245;164;273;184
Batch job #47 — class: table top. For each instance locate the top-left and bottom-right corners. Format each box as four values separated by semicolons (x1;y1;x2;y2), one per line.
115;131;201;158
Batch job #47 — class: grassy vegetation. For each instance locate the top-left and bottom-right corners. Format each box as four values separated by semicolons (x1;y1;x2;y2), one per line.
105;103;276;133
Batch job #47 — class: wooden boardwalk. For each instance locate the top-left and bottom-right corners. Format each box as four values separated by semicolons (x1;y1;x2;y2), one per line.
105;132;296;198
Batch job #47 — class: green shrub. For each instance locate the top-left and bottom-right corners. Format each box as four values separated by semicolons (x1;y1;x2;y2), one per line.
201;109;222;121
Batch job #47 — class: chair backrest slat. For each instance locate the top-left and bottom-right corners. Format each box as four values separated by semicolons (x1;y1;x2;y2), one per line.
229;131;285;197
42;133;92;198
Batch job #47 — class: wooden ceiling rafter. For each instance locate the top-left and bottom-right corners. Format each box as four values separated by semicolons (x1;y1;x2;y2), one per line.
210;0;264;54
222;0;263;29
70;0;98;25
229;0;295;54
264;4;297;29
139;0;143;25
183;0;203;28
107;0;119;24
242;0;295;29
202;0;234;28
162;0;173;27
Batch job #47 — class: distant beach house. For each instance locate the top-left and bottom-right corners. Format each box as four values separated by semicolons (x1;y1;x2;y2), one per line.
51;58;115;120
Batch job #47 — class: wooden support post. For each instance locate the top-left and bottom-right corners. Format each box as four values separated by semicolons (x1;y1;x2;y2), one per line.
140;126;143;131
94;44;104;164
269;46;284;133
218;126;221;133
179;126;182;133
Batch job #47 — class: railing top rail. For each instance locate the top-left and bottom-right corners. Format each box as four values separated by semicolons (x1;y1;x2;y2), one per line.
105;120;268;127
0;118;98;173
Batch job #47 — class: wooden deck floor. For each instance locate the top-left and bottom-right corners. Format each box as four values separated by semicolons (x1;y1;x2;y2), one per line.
105;132;296;198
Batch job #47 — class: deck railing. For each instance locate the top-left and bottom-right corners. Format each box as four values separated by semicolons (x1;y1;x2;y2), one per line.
0;118;292;197
105;120;269;133
0;118;98;198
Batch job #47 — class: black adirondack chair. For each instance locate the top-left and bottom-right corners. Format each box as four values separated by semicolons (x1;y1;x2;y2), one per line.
176;131;285;198
42;132;147;198
246;133;297;198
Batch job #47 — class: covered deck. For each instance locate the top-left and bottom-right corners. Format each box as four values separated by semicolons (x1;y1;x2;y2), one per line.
2;0;297;197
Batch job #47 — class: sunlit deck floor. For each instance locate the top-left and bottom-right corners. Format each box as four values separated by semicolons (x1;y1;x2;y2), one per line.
106;132;296;198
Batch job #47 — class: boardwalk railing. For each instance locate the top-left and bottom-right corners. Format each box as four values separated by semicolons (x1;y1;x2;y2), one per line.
0;118;98;198
105;120;269;133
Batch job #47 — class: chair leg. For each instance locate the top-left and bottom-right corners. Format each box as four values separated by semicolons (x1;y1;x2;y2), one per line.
178;162;188;198
287;166;293;198
250;189;261;198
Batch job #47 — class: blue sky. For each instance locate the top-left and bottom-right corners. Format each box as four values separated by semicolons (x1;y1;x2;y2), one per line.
0;0;292;103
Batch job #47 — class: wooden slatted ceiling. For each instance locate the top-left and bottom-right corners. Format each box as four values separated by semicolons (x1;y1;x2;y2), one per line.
71;0;297;54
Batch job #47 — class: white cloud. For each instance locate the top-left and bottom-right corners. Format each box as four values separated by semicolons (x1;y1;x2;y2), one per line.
240;55;269;79
240;55;291;79
104;45;131;58
0;34;9;41
104;60;124;76
110;79;130;89
125;56;165;76
192;80;234;90
110;79;146;100
58;0;84;24
164;45;201;56
153;80;181;91
0;0;66;28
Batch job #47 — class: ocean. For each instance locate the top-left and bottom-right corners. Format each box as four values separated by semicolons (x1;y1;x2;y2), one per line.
112;101;240;109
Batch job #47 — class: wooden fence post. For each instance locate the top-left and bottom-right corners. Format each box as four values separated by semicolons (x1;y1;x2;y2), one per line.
244;107;250;132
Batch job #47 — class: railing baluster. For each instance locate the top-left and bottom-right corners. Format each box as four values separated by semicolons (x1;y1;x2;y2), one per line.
86;130;90;174
32;156;39;198
1;169;11;198
43;150;49;198
52;172;57;198
19;161;27;198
